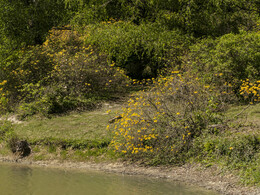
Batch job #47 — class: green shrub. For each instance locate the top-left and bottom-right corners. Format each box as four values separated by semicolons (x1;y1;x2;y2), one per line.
0;0;71;46
85;22;189;79
0;28;131;116
0;121;20;153
70;0;259;37
187;31;260;91
0;45;53;111
197;134;260;162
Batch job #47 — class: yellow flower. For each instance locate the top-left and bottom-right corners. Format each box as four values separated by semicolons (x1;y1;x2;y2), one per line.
0;80;7;85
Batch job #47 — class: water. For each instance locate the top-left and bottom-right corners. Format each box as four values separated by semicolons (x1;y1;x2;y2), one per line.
0;163;218;195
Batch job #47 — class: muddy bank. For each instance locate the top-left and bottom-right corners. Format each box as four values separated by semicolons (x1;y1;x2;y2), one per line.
0;155;259;195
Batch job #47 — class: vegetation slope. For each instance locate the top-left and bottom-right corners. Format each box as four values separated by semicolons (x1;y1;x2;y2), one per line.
0;0;259;187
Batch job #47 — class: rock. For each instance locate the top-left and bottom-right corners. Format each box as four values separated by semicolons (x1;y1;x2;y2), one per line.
11;140;31;157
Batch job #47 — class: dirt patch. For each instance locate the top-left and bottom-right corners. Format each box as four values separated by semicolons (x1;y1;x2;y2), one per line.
0;155;259;195
0;115;23;124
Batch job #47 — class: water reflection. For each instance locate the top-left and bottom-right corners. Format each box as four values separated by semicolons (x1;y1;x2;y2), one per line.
0;163;218;195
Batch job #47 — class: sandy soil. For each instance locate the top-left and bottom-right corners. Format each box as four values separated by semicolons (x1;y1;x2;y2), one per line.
0;155;259;195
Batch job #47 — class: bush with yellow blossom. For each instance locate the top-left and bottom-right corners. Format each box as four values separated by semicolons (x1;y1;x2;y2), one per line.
240;79;260;104
0;27;131;117
109;71;225;164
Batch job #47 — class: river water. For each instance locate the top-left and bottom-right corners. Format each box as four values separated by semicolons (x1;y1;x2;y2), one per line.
0;163;219;195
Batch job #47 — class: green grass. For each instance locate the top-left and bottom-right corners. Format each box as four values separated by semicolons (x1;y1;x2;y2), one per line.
226;103;260;123
191;103;260;186
8;103;124;161
225;103;260;134
2;101;260;185
13;103;122;141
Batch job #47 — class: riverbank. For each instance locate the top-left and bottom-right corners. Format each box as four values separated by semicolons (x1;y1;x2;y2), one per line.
0;102;259;195
0;155;259;195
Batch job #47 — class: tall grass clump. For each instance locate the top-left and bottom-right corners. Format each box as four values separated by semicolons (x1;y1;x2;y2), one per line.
0;121;14;141
0;121;19;150
109;72;228;164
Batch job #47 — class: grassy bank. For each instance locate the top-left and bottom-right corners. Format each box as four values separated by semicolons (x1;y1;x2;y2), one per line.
192;104;260;186
0;100;259;186
0;103;123;162
0;1;259;189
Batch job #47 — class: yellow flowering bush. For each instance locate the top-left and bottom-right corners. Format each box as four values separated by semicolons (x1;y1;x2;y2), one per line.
0;27;131;116
43;29;130;98
240;79;260;104
109;72;224;164
19;28;130;116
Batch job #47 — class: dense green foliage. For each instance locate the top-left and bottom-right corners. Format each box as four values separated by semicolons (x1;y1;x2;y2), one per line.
85;22;189;79
186;31;260;87
0;0;71;46
67;0;259;36
0;0;260;185
1;0;259;48
0;121;13;141
0;28;131;116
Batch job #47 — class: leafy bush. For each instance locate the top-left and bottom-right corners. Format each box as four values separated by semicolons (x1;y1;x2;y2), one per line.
70;0;259;37
109;72;225;164
0;28;131;116
196;134;260;162
85;21;189;79
239;79;260;104
177;0;258;37
0;44;54;112
186;31;260;91
0;0;71;46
